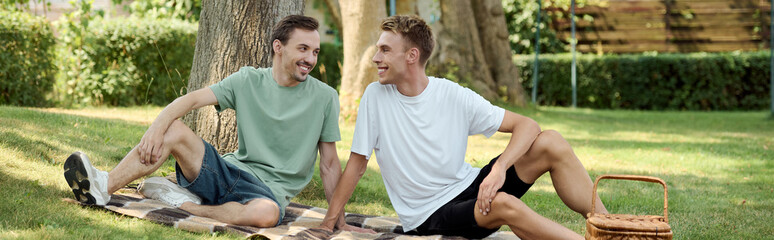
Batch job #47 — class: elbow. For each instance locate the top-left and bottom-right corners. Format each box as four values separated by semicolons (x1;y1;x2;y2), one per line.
356;165;367;178
320;161;337;176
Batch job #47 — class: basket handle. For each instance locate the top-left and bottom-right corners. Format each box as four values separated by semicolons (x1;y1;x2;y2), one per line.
590;174;668;223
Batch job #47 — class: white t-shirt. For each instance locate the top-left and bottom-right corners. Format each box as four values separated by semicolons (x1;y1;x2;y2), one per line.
351;77;505;231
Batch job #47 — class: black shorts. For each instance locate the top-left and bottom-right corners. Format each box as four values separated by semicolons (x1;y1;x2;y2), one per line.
412;154;533;239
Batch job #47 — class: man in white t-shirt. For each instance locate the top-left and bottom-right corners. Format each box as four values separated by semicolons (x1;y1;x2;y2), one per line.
319;15;608;239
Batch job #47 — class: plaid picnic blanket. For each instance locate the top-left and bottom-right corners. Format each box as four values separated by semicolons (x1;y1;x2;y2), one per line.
65;190;520;240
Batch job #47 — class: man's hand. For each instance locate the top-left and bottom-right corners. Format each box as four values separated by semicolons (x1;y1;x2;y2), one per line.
318;218;336;232
316;222;377;234
338;223;377;234
477;167;506;215
138;125;165;165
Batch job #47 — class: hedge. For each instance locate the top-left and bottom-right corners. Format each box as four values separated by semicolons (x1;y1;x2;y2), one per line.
55;16;342;106
56;17;198;106
0;11;56;107
515;52;771;110
310;43;342;91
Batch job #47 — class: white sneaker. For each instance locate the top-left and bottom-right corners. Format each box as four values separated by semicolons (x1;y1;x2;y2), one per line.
138;176;202;207
63;151;111;205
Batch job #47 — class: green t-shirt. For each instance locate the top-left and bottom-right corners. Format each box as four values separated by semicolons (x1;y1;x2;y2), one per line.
208;66;340;211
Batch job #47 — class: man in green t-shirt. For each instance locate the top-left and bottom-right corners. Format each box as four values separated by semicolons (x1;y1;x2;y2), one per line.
63;15;372;232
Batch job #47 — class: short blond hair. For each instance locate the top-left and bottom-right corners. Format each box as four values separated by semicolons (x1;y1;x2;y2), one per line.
381;15;434;65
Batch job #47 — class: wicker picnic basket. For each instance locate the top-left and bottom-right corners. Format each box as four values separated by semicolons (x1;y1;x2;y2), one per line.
585;175;673;240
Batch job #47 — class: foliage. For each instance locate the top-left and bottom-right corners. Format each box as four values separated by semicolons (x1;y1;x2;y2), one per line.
503;0;566;54
0;10;56;106
310;43;343;91
502;0;603;54
55;1;198;106
0;0;50;12
123;0;201;22
515;51;771;110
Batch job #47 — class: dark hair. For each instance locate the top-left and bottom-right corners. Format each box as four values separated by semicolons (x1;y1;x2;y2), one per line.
381;15;434;65
271;15;319;56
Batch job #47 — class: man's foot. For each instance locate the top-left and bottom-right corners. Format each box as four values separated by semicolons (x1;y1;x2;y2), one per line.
138;177;202;207
63;151;111;205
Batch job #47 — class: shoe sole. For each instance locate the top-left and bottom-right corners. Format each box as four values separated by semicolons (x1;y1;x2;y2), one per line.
64;152;97;205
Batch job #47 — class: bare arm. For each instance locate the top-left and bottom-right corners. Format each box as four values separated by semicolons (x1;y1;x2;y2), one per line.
139;87;218;164
477;110;542;215
319;152;370;232
318;142;346;225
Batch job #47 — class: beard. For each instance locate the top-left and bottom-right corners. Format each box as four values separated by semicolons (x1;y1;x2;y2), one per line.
292;60;314;82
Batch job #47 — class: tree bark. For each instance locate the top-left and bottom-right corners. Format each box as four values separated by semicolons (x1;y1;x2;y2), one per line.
184;0;305;154
428;0;498;100
472;0;528;106
338;0;387;121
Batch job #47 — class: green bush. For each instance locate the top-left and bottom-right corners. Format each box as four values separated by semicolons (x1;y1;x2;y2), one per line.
310;43;342;91
503;0;567;54
515;51;771;110
0;11;56;107
56;16;197;106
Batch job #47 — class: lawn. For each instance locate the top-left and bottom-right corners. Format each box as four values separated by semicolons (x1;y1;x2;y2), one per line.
0;105;772;239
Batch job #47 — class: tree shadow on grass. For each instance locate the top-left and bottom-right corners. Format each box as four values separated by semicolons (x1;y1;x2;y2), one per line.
0;169;225;239
564;138;774;169
521;168;773;239
507;106;774;141
0;107;203;238
0;107;168;172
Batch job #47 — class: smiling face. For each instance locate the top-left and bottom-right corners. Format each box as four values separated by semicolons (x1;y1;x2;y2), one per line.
372;31;409;85
275;28;320;83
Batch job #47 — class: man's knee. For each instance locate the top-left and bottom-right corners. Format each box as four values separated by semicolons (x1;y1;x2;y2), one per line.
162;120;190;146
533;130;572;159
241;199;280;228
492;192;529;218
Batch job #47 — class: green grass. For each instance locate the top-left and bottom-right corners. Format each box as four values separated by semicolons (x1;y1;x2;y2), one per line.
1;105;772;239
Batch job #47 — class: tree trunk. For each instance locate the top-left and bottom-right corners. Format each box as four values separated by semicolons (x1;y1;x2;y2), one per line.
184;0;304;154
472;0;528;107
338;0;387;121
428;0;498;100
322;0;342;34
396;0;418;15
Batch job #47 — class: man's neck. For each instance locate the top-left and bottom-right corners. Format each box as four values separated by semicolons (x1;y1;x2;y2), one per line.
271;63;300;87
395;67;429;97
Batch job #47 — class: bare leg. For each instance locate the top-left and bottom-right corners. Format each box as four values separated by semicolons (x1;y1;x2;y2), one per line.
513;130;607;216
107;120;205;193
180;198;280;228
476;193;581;240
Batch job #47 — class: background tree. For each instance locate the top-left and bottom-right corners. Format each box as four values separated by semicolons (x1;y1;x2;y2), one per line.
337;0;528;118
338;0;386;120
184;0;304;153
428;0;527;106
320;0;342;34
472;0;528;106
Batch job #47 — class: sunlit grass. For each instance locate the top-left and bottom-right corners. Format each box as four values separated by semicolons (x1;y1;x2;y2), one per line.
1;105;772;239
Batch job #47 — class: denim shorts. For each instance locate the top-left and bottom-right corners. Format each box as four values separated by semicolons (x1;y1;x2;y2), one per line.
175;139;283;226
413;154;533;239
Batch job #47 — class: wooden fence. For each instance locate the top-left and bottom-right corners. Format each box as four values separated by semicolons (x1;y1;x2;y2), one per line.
548;0;772;53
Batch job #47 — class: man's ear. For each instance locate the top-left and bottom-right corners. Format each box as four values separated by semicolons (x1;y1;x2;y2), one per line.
273;39;282;56
406;47;420;64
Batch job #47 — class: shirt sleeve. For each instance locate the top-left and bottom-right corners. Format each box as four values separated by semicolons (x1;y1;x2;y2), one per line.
319;89;342;142
208;67;246;112
350;84;379;159
464;87;505;138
